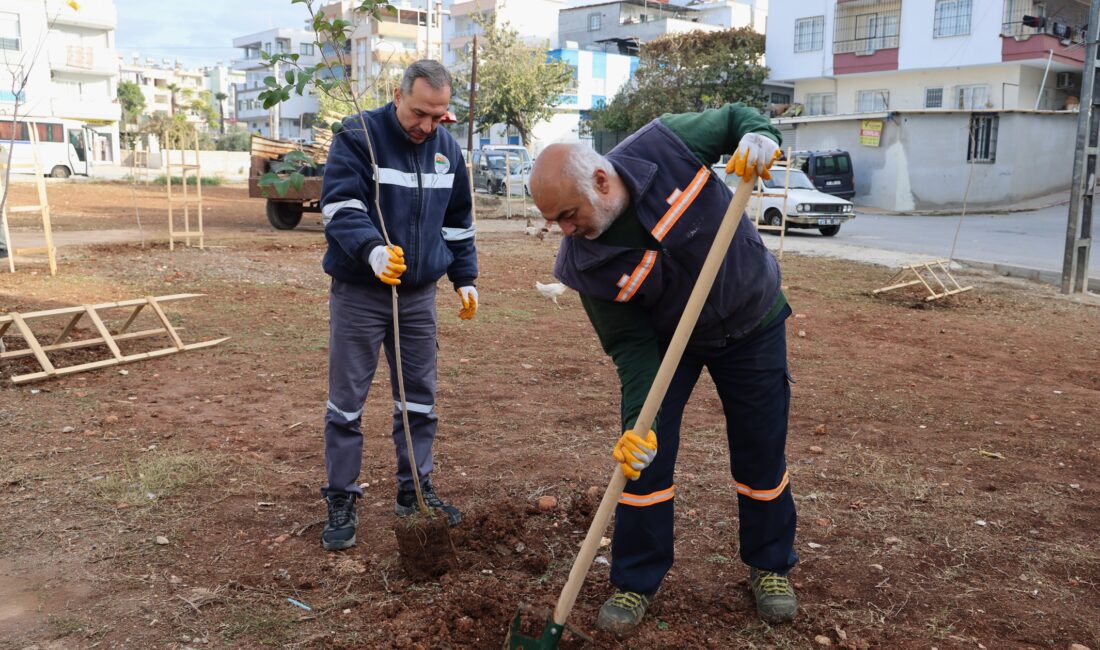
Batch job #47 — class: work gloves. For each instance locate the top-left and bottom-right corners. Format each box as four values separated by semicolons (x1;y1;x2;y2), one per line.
457;286;478;320
368;244;406;286
727;133;782;183
614;429;657;480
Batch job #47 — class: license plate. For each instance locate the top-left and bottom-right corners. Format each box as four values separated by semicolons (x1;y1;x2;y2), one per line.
818;218;837;225
826;180;841;186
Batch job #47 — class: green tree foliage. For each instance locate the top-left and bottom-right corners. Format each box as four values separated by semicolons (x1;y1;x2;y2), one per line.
118;81;146;125
216;126;251;151
587;28;769;134
452;15;572;147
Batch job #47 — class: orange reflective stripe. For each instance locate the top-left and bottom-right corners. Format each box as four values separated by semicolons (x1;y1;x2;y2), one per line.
651;166;710;242
733;471;789;502
619;485;676;507
614;250;658;302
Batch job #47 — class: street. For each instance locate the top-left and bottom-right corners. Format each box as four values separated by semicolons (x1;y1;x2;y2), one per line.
772;201;1099;287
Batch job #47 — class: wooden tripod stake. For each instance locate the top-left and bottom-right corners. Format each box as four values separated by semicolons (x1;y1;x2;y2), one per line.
0;293;228;384
1;124;58;275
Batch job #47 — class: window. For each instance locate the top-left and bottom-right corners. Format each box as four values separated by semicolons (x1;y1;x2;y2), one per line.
956;84;989;109
815;155;850;175
588;12;602;31
795;16;825;52
857;89;889;112
0;11;20;51
968;114;998;163
300;43;314;55
770;92;792;104
854;12;900;52
925;87;944;108
935;0;972;37
805;93;836;116
263;42;272;53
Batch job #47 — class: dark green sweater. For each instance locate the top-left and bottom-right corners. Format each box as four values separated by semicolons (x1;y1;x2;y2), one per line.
581;103;787;434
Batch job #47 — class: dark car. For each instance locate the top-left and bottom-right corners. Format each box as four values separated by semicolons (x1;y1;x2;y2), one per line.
787;150;854;200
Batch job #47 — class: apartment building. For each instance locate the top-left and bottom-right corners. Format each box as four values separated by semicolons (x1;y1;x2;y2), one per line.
1;0;121;165
203;64;246;133
444;0;565;67
559;0;720;56
766;0;1088;211
320;0;447;100
232;28;321;140
118;56;209;127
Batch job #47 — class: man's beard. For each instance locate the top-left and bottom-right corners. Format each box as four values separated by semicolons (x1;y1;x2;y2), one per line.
584;190;628;240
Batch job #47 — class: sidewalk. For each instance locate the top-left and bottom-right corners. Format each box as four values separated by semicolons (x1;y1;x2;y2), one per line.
854;189;1071;217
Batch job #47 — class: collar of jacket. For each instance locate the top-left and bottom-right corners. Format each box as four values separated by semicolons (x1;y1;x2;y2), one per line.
384;101;439;147
607;153;657;215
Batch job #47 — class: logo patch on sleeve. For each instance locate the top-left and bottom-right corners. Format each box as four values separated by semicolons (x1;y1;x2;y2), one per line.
434;153;450;174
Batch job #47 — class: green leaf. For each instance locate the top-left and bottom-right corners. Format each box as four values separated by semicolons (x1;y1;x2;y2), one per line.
284;69;294;85
283;151;313;165
289;173;305;193
330;121;343;134
296;74;309;96
263;75;277;88
657;621;669;631
273;178;291;197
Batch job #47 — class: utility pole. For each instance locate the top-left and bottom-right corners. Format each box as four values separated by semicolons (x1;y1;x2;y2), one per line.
467;34;477;155
1062;0;1100;293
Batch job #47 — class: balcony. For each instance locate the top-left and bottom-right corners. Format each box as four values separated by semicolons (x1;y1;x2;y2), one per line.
46;0;117;30
50;97;120;123
374;21;420;40
48;44;118;76
833;0;901;75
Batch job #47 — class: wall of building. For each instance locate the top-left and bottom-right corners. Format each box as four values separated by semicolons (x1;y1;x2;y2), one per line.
764;0;834;81
794;63;1031;114
783;111;1077;211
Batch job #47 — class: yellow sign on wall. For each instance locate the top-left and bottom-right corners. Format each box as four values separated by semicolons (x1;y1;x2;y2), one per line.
860;119;883;147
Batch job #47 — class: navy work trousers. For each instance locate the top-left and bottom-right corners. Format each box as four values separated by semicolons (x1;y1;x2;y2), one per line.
611;308;798;596
322;279;439;496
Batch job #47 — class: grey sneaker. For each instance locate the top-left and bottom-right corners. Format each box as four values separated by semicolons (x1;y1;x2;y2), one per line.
321;491;357;551
596;590;653;637
750;568;797;623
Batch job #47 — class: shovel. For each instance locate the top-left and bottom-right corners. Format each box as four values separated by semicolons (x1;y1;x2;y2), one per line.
506;163;768;648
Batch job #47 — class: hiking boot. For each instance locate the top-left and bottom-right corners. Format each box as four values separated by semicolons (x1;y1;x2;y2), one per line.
596;590;653;637
395;483;462;526
750;568;797;623
321;491;357;551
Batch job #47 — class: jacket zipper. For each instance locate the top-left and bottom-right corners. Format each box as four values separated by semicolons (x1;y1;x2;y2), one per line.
412;152;423;283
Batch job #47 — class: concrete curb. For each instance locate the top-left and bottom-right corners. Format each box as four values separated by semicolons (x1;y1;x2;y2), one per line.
855;198;1071;217
956;258;1100;288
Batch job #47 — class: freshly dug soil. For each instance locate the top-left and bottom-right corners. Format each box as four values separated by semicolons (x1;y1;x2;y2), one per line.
393;511;457;581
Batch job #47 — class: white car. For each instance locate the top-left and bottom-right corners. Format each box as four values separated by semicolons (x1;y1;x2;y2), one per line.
718;164;855;236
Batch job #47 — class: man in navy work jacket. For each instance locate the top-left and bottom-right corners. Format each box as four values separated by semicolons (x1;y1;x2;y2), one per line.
318;60;478;551
529;104;798;635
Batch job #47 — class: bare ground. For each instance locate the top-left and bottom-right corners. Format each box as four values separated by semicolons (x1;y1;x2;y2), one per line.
1;182;1098;649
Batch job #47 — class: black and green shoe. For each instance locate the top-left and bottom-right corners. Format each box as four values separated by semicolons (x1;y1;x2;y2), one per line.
596;590;653;637
750;568;797;623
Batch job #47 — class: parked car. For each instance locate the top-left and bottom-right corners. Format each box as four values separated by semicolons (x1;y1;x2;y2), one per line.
787;149;855;199
723;164;854;236
471;149;528;196
481;144;531;166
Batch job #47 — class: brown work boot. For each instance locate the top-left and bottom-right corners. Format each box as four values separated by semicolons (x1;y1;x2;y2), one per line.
596;590;653;637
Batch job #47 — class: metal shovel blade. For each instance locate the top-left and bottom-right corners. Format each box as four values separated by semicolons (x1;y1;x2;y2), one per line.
505;611;564;650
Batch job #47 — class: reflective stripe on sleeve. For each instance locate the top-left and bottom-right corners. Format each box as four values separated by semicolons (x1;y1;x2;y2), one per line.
442;225;476;241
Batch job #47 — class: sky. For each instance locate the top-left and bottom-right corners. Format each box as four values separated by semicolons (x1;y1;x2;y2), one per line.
113;0;312;69
113;0;599;70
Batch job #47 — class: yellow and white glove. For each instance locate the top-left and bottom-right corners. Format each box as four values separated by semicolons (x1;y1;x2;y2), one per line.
726;133;782;183
457;286;478;320
368;244;406;286
613;429;657;481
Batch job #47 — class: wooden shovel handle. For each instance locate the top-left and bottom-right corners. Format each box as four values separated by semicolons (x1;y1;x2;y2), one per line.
552;175;759;625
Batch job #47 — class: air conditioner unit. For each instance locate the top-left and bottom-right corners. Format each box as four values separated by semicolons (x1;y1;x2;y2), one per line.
1055;71;1077;89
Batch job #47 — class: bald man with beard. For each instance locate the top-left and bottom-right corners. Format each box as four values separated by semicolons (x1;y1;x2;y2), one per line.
530;104;798;637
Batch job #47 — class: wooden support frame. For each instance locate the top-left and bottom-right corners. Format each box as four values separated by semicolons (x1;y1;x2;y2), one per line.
164;128;204;251
872;259;975;302
749;148;791;260
0;293;228;385
1;125;58;275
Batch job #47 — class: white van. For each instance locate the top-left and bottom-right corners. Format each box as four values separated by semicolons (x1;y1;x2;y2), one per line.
0;118;89;178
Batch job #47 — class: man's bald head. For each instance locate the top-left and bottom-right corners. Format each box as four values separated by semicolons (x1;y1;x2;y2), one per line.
530;143;628;240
